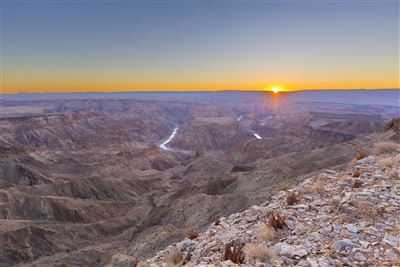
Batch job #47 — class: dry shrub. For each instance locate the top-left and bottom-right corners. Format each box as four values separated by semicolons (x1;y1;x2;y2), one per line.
286;192;299;205
313;179;325;193
265;213;286;230
373;142;400;155
131;259;139;267
350;179;362;188
187;229;199;240
378;157;394;168
165;248;183;265
214;215;221;226
223;239;245;264
389;170;399;180
336;174;350;179
254;223;277;241
275;181;292;191
243;243;276;263
351;200;381;221
352;170;361;178
356;151;369;160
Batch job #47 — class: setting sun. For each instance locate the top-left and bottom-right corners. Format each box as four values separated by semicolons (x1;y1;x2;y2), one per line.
272;87;281;94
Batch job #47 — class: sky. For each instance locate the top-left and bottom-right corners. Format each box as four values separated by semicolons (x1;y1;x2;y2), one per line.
2;0;399;93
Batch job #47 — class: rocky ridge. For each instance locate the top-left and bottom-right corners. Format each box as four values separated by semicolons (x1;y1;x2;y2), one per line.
111;147;400;266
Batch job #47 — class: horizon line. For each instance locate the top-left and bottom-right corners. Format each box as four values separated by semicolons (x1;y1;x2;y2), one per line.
3;88;400;95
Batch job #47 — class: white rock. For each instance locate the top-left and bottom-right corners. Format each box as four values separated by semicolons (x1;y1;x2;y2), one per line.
346;224;359;234
318;258;329;267
354;252;366;261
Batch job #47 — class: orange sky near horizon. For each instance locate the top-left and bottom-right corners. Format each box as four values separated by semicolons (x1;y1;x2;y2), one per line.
3;74;399;93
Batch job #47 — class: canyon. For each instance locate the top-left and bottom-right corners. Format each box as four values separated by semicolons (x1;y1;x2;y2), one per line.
0;90;399;266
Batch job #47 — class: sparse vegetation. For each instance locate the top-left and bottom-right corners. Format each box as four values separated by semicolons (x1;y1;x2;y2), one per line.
165;248;183;265
131;259;139;267
336;174;349;179
351;200;381;221
286;192;299;205
275;181;292;191
313;179;325;193
187;229;199;240
388;170;399;180
373;142;400;155
214;215;221;226
254;223;277;241
350;179;362;188
265;213;286;230
378;157;394;168
243;243;276;263
131;259;150;267
222;239;245;264
356;151;369;160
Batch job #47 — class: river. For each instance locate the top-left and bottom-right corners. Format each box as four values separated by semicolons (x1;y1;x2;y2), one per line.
160;127;179;151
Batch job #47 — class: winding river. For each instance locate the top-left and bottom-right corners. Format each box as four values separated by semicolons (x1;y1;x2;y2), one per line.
160;127;179;151
251;131;262;140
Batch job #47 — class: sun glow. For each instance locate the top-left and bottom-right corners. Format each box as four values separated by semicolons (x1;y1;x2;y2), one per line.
272;87;281;94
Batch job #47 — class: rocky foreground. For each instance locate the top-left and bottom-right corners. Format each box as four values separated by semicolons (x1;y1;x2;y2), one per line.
108;143;399;267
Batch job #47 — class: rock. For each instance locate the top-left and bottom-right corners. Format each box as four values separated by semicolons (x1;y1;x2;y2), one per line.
383;233;399;247
275;243;308;258
285;219;295;230
289;204;309;210
220;260;239;267
384;249;398;261
318;258;329;267
334;239;361;251
359;241;370;249
306;257;319;267
354;252;366;261
246;215;258;223
332;223;341;233
310;199;327;206
374;174;388;180
346;224;359;234
219;229;240;245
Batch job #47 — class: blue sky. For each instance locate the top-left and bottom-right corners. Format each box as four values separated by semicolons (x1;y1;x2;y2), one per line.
2;0;399;92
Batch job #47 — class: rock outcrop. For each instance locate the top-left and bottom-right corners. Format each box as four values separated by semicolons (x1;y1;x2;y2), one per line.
125;149;399;266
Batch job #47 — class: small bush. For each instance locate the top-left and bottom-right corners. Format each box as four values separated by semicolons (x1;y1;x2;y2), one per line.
265;213;286;230
187;229;199;240
286;192;299;206
352;170;361;177
356;151;369;160
223;239;245;264
254;223;277;241
131;259;139;267
275;181;292;191
388;170;399;180
313;179;325;193
350;179;362;188
165;248;183;265
378;157;394;168
214;215;221;226
243;243;276;263
373;142;400;155
351;200;381;221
